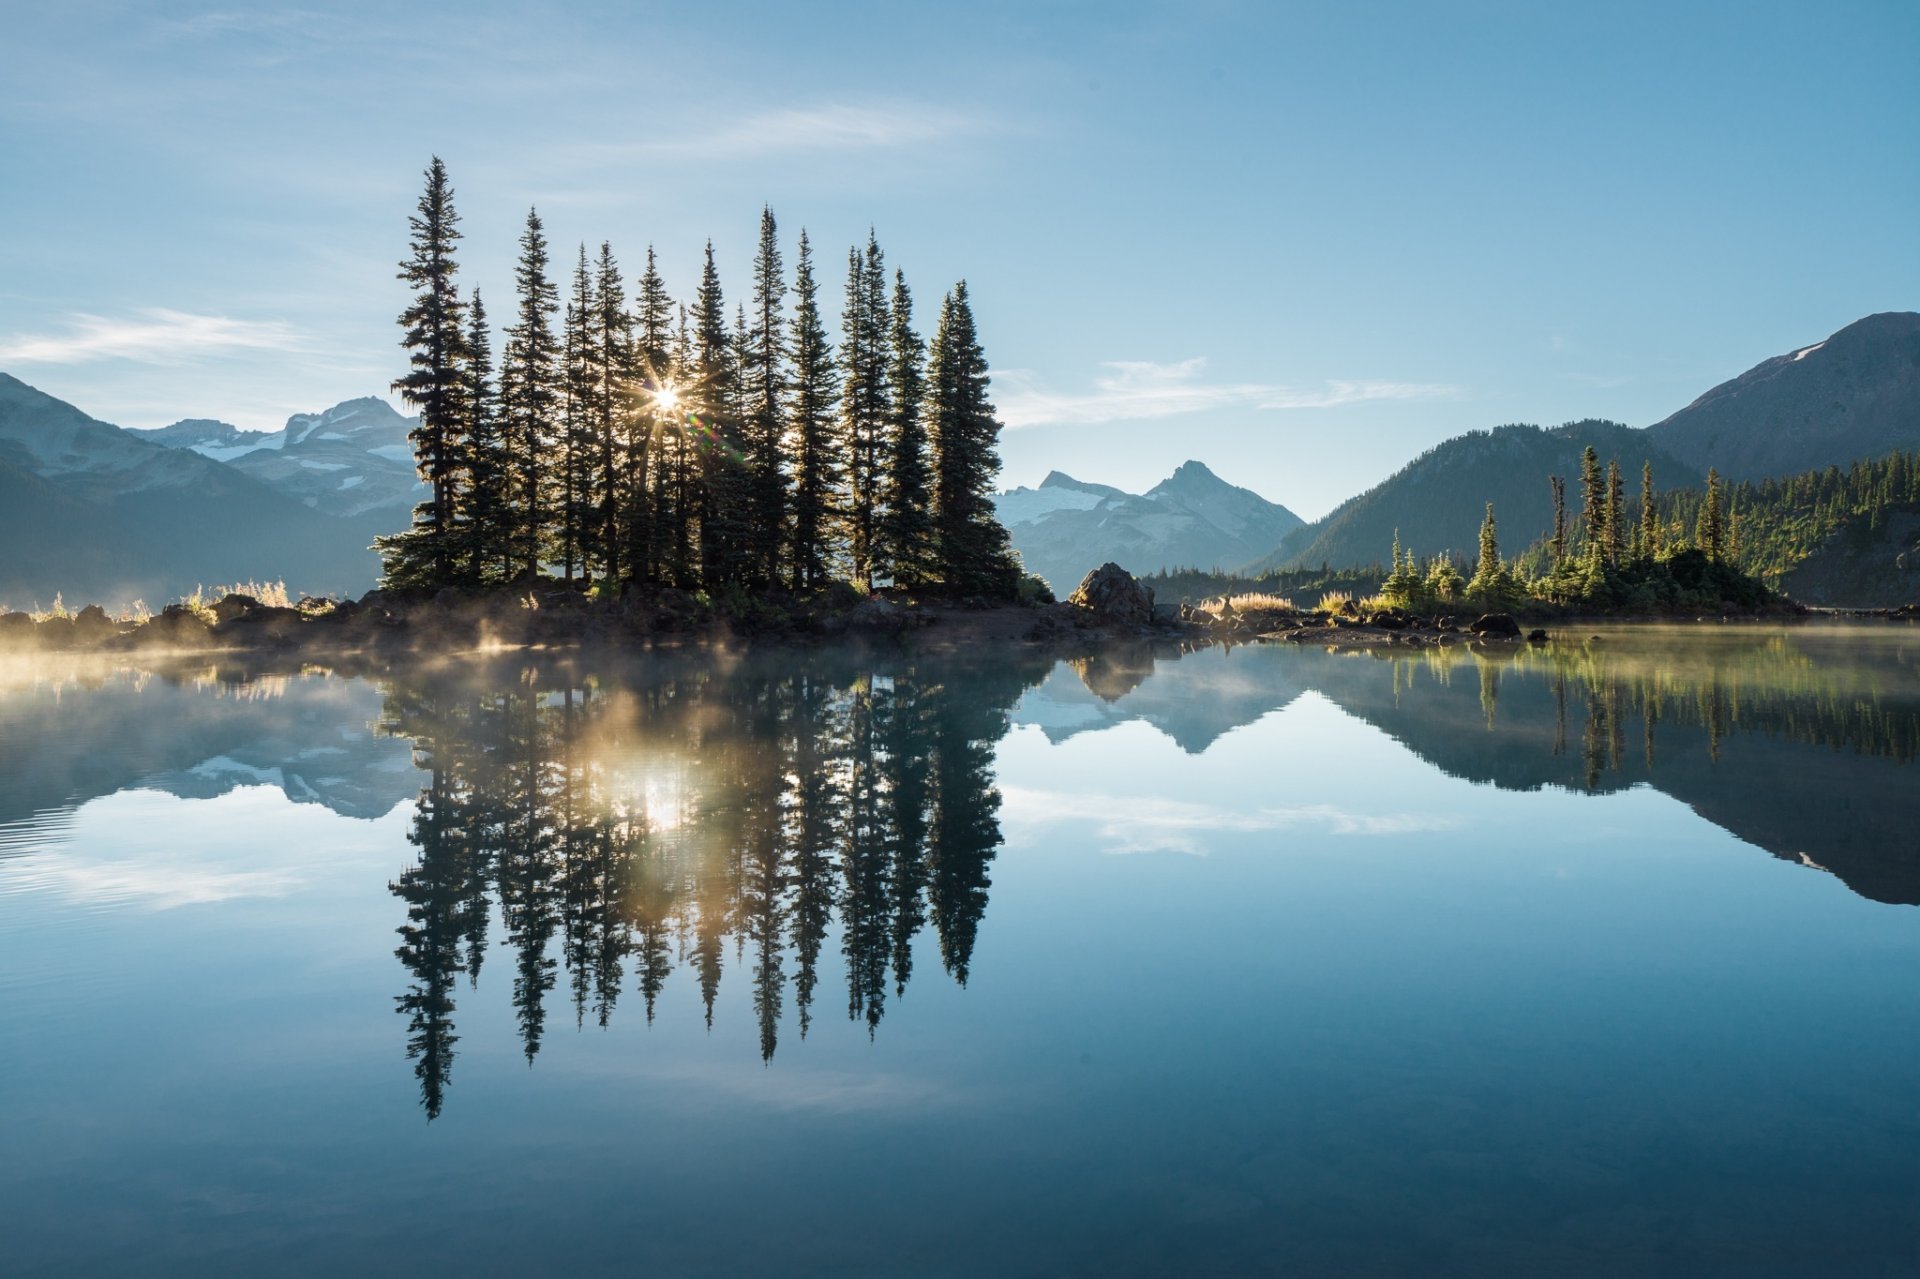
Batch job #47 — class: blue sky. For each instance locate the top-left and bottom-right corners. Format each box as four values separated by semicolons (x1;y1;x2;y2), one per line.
1;0;1914;516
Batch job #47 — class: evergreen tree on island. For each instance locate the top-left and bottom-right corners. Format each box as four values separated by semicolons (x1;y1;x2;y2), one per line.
927;282;1020;598
879;270;934;587
786;231;841;589
499;208;560;582
379;157;470;588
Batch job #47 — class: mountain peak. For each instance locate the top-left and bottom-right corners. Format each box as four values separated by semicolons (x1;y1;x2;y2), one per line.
1647;310;1920;481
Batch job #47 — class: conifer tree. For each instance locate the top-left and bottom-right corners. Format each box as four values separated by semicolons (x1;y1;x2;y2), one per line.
558;247;598;581
460;289;509;582
785;231;841;589
381;156;469;587
691;242;744;585
741;208;789;584
664;303;697;586
1698;468;1726;561
927;282;1019;597
878;269;933;587
840;235;891;587
499;208;560;582
1468;501;1503;596
629;247;675;582
1604;459;1625;565
1639;460;1659;558
589;241;632;584
1579;444;1604;554
1549;474;1567;564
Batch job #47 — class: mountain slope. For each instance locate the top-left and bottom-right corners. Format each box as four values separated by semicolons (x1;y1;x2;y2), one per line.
141;396;421;519
1648;312;1920;482
997;461;1303;590
0;373;386;607
1254;421;1702;572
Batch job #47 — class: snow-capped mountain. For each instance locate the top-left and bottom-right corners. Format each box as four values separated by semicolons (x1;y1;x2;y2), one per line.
0;373;387;606
143;396;422;519
995;461;1304;592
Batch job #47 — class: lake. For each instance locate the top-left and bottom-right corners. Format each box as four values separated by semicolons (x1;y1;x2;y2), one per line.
3;626;1919;1277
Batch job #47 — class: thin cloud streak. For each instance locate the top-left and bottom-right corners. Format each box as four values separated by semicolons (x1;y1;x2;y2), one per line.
0;309;307;366
560;102;987;167
996;357;1459;429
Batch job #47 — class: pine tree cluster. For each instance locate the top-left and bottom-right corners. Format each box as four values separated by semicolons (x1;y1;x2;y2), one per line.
378;159;1022;601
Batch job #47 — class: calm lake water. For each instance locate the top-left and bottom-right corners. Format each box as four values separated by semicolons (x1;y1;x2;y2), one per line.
3;626;1919;1277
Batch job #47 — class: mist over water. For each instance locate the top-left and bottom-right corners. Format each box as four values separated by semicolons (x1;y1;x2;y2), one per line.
3;628;1919;1276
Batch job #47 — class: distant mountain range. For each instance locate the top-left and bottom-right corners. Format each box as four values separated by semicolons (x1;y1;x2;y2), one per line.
0;374;391;608
996;460;1303;592
143;397;422;520
2;311;1914;609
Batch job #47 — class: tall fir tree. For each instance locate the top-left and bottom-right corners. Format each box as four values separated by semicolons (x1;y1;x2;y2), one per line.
460;289;509;582
629;246;676;582
1640;460;1660;558
785;231;842;590
590;241;633;584
558;246;598;581
839;235;892;588
1579;444;1604;557
926;282;1019;597
381;156;470;587
691;241;744;585
742;208;789;584
499;208;560;582
666;303;697;586
1468;501;1503;596
1604;459;1625;565
878;269;934;587
1548;474;1568;565
1698;468;1726;561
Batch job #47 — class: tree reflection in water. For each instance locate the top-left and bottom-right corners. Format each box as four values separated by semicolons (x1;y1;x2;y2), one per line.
381;652;1045;1119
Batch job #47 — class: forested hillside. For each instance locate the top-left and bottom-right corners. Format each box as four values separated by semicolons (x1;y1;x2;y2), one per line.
1253;421;1701;573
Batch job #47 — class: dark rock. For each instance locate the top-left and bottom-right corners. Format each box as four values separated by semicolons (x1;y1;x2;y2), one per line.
212;593;262;625
36;615;77;648
1469;612;1521;637
1367;611;1409;630
0;612;35;643
846;597;909;634
1526;628;1550;643
1068;563;1154;625
138;604;214;646
213;605;305;645
71;605;117;644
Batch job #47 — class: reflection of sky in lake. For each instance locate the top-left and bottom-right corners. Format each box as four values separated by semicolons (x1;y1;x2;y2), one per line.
3;637;1919;1277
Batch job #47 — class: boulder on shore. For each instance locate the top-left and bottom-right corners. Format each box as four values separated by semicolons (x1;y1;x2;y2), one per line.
1470;612;1522;638
1068;563;1155;625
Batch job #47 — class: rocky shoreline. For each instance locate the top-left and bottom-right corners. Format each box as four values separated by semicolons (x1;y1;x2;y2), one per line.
2;563;1912;658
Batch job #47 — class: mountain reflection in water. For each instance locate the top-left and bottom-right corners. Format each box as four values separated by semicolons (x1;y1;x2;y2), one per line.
1;624;1914;1122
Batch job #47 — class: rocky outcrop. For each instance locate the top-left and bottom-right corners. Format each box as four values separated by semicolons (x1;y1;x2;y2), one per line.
1068;563;1155;624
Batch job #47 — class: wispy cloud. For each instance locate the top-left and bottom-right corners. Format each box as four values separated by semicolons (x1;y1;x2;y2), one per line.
559;102;987;167
1001;786;1459;856
0;309;306;366
996;357;1458;429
